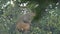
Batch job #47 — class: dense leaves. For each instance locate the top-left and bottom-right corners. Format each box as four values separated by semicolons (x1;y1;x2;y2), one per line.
0;0;60;34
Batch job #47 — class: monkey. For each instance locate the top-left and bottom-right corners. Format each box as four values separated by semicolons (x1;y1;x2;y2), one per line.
16;12;35;34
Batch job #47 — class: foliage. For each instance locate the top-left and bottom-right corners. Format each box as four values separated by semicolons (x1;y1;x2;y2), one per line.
0;0;60;34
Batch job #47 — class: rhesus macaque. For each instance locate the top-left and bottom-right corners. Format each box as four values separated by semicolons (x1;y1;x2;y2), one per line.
16;12;35;34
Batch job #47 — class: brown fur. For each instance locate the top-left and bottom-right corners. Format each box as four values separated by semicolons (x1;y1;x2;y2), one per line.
16;21;30;32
